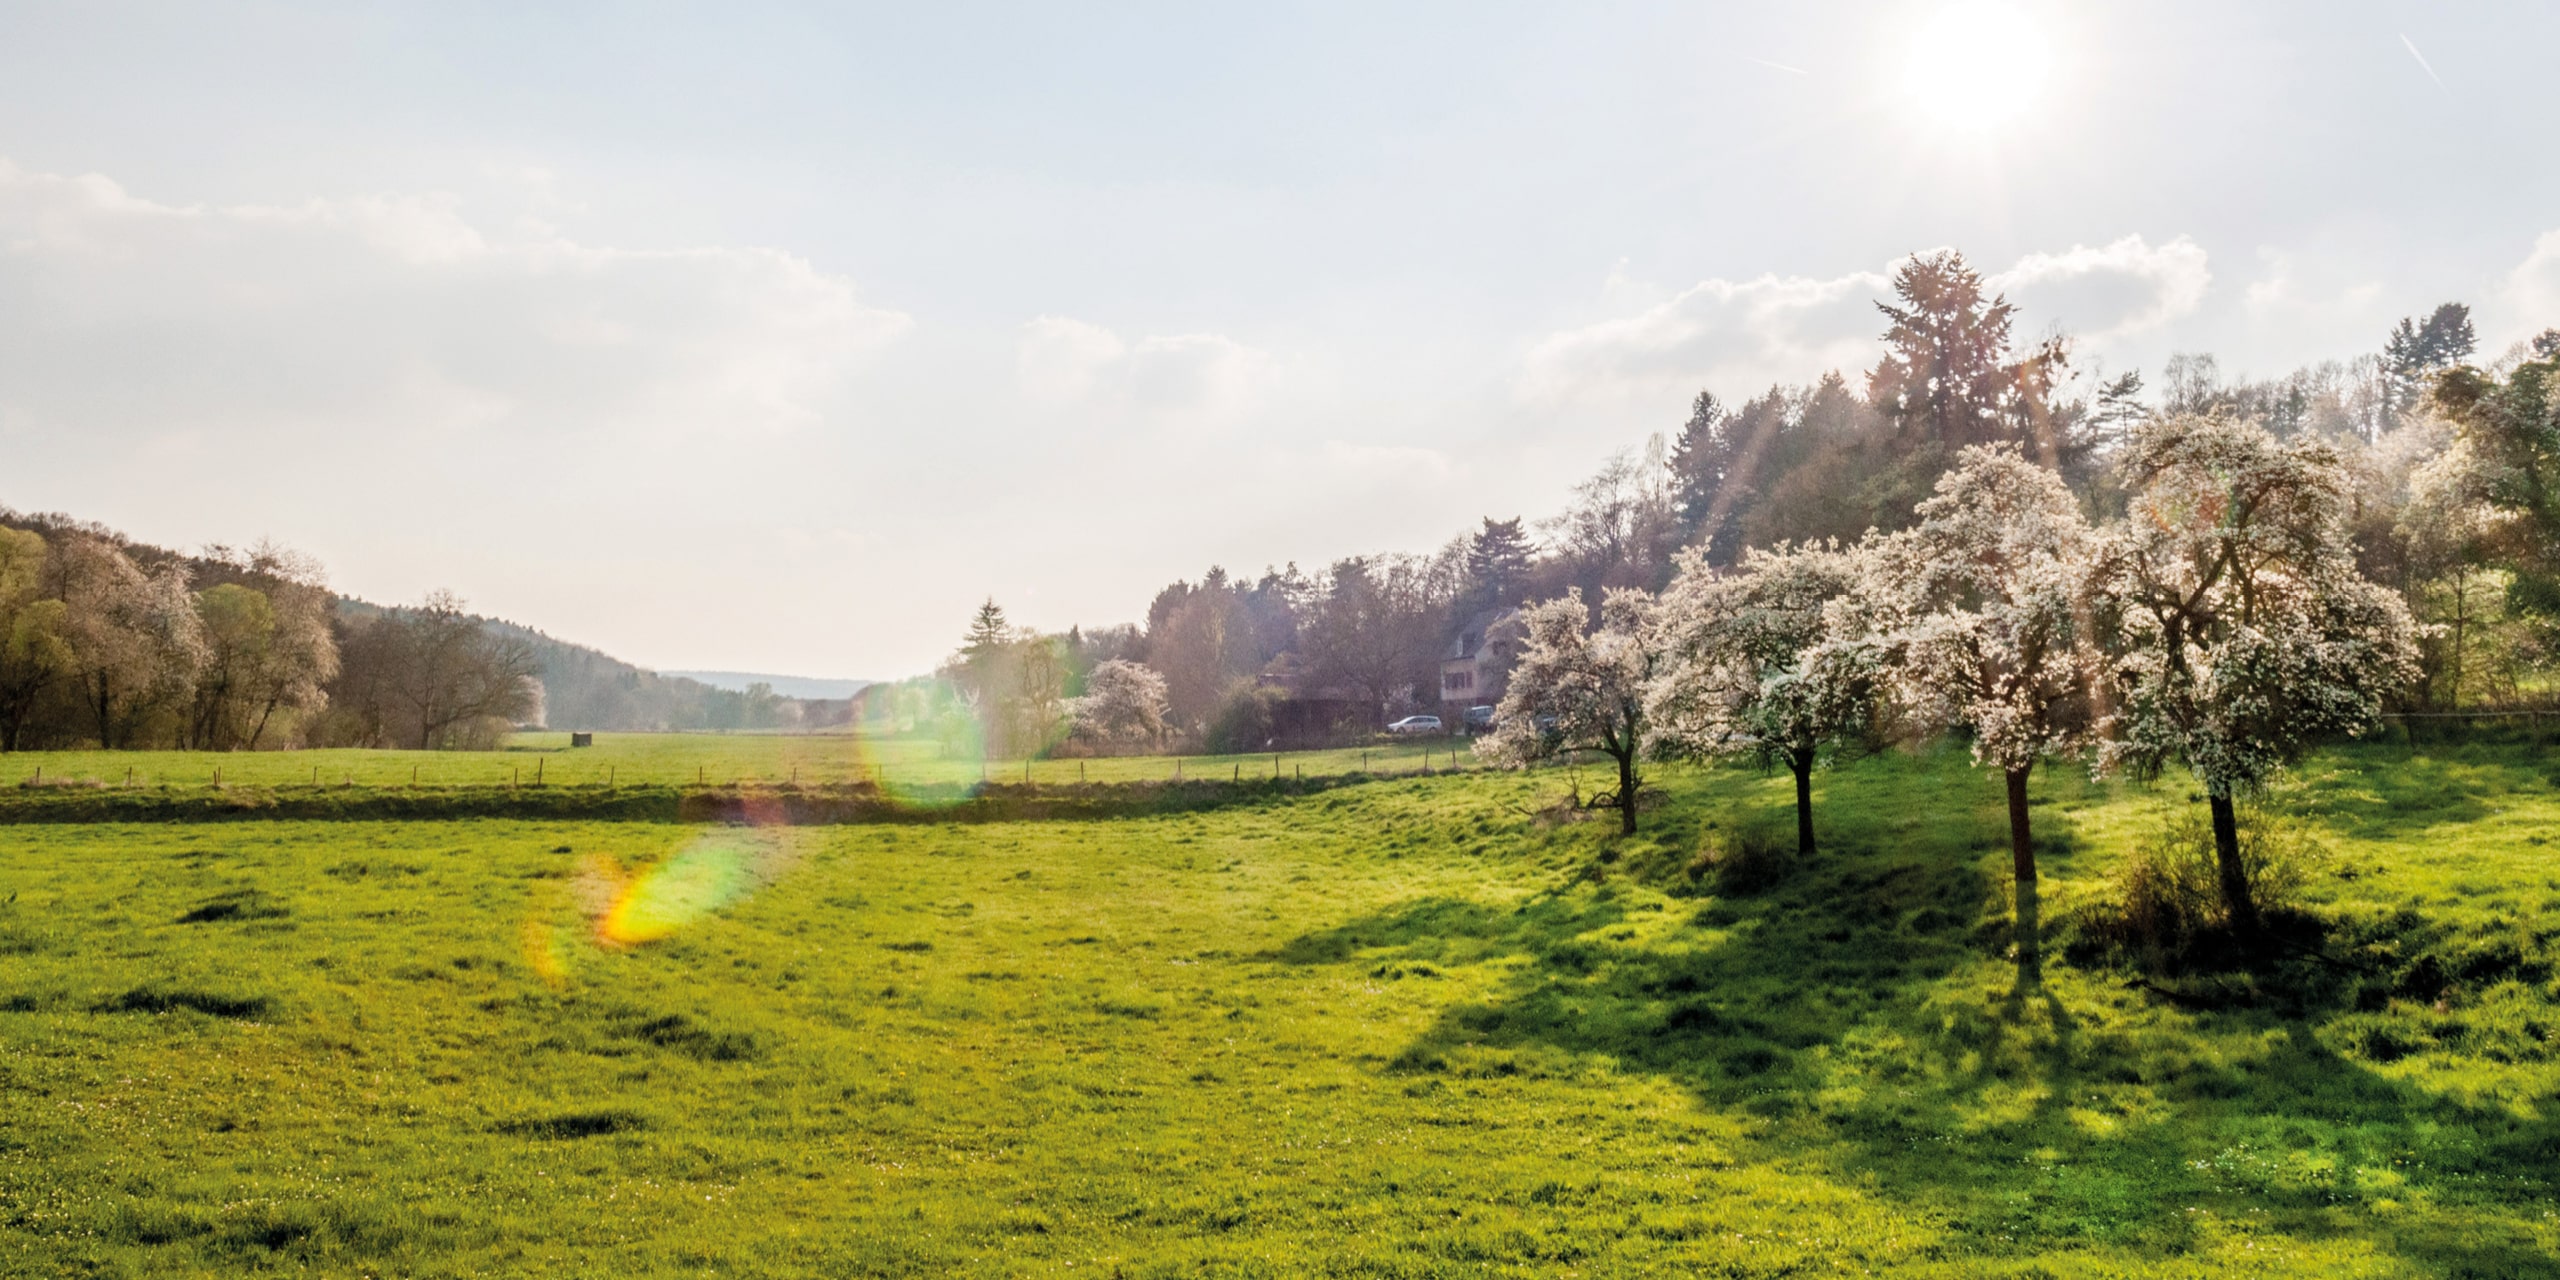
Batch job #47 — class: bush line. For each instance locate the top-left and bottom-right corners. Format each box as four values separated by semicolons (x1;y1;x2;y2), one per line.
0;776;1380;825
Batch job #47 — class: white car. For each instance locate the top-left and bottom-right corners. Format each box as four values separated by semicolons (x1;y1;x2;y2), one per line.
1386;715;1444;735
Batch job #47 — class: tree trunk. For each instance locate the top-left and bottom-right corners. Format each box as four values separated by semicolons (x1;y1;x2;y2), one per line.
1791;749;1816;857
2208;790;2260;937
89;675;116;750
2005;763;2036;886
1614;749;1638;835
2006;763;2038;972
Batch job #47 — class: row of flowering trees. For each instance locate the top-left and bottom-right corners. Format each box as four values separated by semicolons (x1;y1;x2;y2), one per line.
1481;410;2420;940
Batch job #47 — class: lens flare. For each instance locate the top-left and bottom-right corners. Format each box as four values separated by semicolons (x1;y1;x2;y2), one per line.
522;916;571;988
597;832;767;946
519;825;797;986
842;675;992;810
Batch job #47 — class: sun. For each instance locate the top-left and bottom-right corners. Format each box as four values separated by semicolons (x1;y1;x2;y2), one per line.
1900;3;2054;137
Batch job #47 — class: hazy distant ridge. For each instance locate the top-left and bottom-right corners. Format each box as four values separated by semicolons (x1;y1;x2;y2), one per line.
663;671;874;700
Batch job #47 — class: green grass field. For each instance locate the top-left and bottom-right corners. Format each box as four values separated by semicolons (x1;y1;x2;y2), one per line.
3;732;1480;793
3;742;2556;1276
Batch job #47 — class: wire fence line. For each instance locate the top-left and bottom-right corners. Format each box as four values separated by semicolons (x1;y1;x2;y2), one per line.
2378;708;2560;719
8;739;1500;792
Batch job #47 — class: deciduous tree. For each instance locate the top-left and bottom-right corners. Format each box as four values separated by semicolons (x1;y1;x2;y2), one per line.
2095;413;2420;935
50;537;205;748
388;591;541;750
0;529;71;751
1301;555;1453;721
1869;447;2103;955
1649;543;1882;855
1070;659;1170;749
1479;588;1663;835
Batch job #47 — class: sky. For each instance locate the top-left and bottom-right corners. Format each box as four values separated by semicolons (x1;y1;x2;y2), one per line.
3;1;2557;678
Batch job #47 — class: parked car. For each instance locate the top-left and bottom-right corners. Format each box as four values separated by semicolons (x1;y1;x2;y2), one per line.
1462;705;1496;731
1386;715;1443;735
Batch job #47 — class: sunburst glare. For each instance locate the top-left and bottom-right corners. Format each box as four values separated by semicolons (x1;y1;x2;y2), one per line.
1899;3;2053;137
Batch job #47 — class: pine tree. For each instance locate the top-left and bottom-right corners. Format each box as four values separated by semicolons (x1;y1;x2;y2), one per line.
962;598;1011;658
1866;251;2022;451
1464;518;1533;609
1666;390;1731;532
2383;302;2478;417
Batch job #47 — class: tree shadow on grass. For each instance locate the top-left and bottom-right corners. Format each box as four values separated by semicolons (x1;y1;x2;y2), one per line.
1275;796;2560;1274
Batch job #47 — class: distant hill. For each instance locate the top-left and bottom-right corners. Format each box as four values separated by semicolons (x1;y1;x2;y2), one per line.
0;503;857;735
662;671;874;700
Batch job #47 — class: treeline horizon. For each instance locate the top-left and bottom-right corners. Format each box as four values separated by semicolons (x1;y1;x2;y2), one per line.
9;247;2550;758
894;250;2558;761
0;510;858;751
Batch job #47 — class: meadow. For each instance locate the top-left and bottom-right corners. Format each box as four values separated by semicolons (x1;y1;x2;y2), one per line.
2;740;2557;1277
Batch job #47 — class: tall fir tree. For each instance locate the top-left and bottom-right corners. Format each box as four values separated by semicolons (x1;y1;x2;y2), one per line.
1464;517;1533;610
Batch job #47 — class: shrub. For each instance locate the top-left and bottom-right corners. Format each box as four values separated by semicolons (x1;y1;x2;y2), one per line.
1686;818;1793;895
2078;800;2326;966
1203;684;1286;755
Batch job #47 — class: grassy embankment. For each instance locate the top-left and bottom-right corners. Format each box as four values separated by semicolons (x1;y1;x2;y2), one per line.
2;741;2556;1276
2;732;1479;794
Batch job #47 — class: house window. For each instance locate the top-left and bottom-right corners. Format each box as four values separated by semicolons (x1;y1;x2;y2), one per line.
1443;671;1473;693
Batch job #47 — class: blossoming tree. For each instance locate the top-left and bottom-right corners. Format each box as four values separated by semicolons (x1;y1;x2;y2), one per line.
1869;446;2103;897
1069;659;1170;750
1478;588;1661;835
2096;413;2420;934
1648;542;1883;856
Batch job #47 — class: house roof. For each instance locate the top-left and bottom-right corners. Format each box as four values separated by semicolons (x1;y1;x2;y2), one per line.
1444;606;1520;661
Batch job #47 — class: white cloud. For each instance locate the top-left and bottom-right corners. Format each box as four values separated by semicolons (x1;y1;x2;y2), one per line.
1519;235;2212;409
1990;234;2210;340
2489;228;2560;350
1017;315;1278;423
0;158;911;448
1518;268;1885;407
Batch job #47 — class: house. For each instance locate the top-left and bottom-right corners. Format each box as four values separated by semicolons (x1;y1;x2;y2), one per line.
1257;652;1378;746
1438;607;1522;717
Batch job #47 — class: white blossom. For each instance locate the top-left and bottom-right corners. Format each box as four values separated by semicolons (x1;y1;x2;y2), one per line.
1870;445;2103;779
2094;412;2420;928
1067;659;1170;749
1478;588;1661;834
1648;541;1883;855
